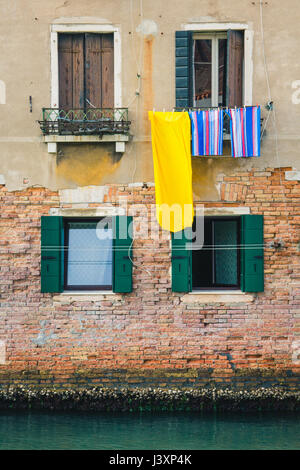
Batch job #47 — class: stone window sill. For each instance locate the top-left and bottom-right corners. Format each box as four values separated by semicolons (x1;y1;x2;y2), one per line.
44;134;129;154
181;290;254;303
53;291;121;302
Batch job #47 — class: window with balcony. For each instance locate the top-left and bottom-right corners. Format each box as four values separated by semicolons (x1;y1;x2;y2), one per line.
175;29;246;109
40;26;130;154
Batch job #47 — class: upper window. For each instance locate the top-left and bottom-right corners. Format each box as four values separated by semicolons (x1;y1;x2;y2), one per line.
58;33;114;111
175;29;245;109
193;32;227;108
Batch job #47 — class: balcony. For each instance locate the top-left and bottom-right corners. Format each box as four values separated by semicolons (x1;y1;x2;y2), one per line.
39;108;131;154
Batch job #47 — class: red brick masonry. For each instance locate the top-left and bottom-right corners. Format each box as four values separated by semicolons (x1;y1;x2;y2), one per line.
0;167;299;390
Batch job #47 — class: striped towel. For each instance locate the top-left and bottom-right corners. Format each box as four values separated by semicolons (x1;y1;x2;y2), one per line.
228;106;261;157
189;109;223;156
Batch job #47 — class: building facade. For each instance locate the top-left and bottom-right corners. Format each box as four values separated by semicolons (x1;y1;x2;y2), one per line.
0;0;300;391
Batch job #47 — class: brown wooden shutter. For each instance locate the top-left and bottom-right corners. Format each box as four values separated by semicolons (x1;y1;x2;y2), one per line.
226;30;244;107
85;33;114;109
101;34;114;108
58;34;84;110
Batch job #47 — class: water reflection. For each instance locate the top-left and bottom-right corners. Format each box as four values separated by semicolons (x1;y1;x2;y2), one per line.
0;411;299;450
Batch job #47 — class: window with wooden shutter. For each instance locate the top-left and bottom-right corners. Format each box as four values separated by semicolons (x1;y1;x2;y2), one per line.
58;33;114;111
172;215;264;293
175;30;244;108
41;216;133;294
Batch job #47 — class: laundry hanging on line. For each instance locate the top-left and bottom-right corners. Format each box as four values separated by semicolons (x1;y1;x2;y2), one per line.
189;109;223;156
226;106;261;157
148;111;194;233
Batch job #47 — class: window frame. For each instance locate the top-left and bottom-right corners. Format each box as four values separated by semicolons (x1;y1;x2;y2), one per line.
50;23;122;109
193;32;227;108
63;217;113;292
183;22;253;106
192;215;241;291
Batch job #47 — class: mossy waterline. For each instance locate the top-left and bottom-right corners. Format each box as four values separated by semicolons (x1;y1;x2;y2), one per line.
0;386;299;412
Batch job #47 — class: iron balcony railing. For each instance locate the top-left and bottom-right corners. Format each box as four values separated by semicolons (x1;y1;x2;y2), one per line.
39;108;131;136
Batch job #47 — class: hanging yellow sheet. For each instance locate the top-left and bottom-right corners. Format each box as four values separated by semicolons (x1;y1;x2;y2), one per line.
149;111;194;232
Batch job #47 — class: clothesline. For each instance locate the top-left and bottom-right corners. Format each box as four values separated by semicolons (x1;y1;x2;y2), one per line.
162;105;261;112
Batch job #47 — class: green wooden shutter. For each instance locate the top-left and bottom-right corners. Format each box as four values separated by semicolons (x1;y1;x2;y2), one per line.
171;228;192;292
240;215;264;292
113;216;133;293
41;216;63;293
175;31;193;108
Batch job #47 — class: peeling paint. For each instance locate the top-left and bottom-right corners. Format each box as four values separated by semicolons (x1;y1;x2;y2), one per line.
192;155;244;201
59;185;109;204
136;19;158;37
56;144;121;187
31;321;57;347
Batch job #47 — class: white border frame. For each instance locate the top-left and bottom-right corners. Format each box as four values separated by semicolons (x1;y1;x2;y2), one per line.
183;22;253;106
50;23;122;108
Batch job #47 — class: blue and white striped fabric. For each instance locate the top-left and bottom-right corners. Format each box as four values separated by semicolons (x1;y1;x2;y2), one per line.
228;106;261;157
189;109;223;156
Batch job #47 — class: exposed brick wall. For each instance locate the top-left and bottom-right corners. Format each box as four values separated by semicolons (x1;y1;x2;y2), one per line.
0;167;300;390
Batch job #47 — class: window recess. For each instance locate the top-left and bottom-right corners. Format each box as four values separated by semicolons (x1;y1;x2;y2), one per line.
171;215;264;293
193;32;227;108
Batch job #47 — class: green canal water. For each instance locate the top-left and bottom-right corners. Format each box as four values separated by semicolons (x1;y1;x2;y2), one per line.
0;411;299;450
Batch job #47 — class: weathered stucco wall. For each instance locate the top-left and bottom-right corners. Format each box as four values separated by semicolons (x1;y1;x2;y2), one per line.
0;0;300;190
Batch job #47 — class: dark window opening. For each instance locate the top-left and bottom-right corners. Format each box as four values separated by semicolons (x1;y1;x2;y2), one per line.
192;216;240;290
64;217;113;291
193;34;228;108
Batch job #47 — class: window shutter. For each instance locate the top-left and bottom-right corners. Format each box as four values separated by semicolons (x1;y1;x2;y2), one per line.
240;215;264;292
85;33;114;109
113;216;133;293
175;31;193;108
41;216;63;293
58;34;84;109
226;30;244;107
171;229;192;292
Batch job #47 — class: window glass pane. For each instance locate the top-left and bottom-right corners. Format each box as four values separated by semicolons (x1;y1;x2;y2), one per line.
194;39;212;107
213;220;238;286
218;38;227;106
67;221;112;287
